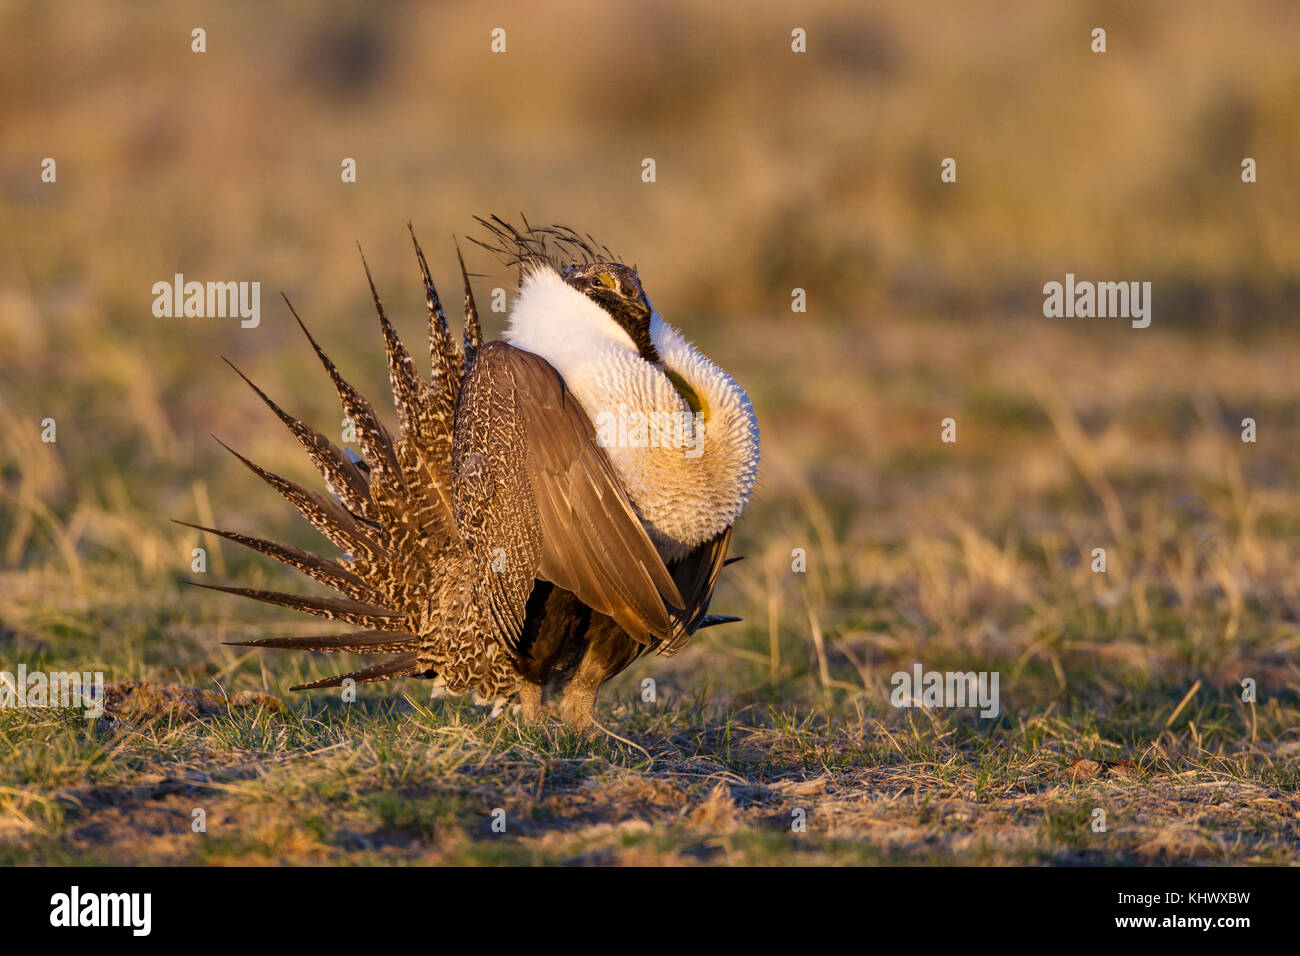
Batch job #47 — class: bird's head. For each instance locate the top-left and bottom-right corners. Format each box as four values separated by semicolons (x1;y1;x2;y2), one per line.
561;262;658;364
482;214;713;418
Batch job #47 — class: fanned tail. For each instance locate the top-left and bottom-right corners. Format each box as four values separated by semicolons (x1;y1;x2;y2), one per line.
183;229;483;692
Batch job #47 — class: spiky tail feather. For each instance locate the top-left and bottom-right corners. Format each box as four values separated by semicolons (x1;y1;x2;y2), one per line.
185;230;482;691
695;615;742;629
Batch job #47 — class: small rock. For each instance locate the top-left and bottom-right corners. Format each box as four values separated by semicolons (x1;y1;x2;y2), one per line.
1067;758;1136;780
770;775;830;796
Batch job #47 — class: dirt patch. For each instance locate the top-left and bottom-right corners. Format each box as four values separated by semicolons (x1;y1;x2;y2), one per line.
101;681;285;723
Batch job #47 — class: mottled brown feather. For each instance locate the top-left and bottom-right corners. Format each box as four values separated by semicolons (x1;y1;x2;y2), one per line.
221;359;376;524
224;631;419;654
188;583;407;630
212;437;383;563
172;519;375;602
289;653;425;691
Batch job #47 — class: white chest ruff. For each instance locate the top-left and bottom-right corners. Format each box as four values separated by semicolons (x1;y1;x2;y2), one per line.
504;268;759;560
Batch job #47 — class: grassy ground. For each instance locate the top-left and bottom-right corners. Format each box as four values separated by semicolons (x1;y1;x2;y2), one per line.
3;314;1297;865
1;1;1298;864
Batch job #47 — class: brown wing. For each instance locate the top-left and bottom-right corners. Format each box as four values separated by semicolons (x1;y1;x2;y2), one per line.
452;342;685;655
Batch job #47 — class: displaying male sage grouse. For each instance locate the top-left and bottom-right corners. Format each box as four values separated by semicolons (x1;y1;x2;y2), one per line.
183;217;759;729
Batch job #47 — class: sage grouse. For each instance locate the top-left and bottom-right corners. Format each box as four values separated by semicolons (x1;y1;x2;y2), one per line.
184;218;759;729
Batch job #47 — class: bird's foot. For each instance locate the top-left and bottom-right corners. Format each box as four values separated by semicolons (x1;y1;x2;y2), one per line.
518;681;544;723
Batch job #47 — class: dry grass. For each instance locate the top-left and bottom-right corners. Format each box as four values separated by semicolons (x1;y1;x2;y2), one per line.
1;1;1298;865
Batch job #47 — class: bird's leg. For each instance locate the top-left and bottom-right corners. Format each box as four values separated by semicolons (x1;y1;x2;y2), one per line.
560;652;608;732
560;675;599;733
561;622;640;733
518;680;544;723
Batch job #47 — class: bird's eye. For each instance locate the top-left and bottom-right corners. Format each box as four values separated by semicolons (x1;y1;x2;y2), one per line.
593;272;617;291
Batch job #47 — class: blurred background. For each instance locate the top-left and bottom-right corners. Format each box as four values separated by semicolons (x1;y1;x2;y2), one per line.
1;0;1298;707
